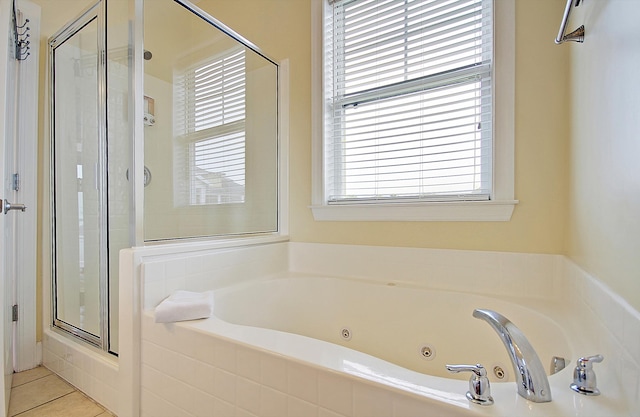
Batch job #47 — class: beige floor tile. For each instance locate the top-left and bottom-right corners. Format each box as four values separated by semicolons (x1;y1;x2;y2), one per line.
8;374;75;416
17;391;105;417
11;366;53;387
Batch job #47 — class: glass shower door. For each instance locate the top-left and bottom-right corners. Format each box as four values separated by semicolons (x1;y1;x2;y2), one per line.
51;2;107;348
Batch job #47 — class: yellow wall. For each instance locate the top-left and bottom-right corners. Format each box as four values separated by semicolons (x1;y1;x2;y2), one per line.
200;0;570;254
568;0;640;311
199;0;640;314
33;0;640;324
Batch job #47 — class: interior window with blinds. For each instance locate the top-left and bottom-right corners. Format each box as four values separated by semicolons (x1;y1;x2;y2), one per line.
324;0;493;203
174;48;246;205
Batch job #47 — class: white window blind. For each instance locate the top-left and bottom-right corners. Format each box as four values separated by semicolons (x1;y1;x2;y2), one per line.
324;0;493;203
174;48;246;205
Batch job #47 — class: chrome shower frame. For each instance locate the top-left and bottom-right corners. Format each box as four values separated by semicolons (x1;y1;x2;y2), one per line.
49;0;109;351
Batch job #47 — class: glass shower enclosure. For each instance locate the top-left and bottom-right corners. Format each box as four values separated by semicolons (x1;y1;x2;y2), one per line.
48;0;280;355
142;0;279;241
49;0;130;354
50;1;110;350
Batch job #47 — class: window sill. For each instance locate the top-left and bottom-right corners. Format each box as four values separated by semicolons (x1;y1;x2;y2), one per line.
310;200;518;222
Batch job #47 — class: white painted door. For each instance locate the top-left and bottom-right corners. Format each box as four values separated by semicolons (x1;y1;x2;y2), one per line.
0;0;19;411
10;0;39;374
0;0;39;413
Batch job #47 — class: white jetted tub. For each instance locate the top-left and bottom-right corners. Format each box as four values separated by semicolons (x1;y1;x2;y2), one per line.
213;273;571;383
140;272;628;417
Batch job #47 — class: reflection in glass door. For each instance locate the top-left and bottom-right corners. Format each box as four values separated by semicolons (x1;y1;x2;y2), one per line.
143;0;279;241
50;1;108;350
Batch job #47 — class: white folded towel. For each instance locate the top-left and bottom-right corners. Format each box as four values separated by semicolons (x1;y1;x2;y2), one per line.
154;290;214;323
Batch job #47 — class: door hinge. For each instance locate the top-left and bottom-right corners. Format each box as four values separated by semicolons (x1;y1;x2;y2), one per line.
12;173;19;191
12;305;18;322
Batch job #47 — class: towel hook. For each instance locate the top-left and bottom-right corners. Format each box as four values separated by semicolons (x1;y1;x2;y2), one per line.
11;0;31;60
556;0;585;44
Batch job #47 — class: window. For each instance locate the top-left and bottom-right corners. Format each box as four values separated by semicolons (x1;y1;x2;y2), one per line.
311;0;516;221
174;48;246;206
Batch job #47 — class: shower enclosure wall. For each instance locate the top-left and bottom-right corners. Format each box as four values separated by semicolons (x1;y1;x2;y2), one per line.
142;0;279;242
49;0;129;354
46;0;280;377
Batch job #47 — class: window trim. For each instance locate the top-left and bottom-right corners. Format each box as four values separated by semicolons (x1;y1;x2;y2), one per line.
310;0;517;221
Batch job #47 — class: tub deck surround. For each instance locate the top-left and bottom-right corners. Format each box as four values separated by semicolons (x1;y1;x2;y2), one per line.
140;311;624;417
110;240;639;416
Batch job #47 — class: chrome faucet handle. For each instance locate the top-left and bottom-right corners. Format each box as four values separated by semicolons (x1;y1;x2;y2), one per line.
446;363;494;405
570;354;604;396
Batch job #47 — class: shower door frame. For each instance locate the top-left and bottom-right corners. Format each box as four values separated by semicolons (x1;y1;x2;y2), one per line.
49;0;110;351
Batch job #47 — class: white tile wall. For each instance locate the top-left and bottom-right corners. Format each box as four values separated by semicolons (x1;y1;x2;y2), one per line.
142;242;289;310
288;242;562;300
563;260;640;411
42;329;119;414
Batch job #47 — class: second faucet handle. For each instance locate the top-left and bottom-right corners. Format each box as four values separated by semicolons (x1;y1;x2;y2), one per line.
571;354;604;396
446;363;494;405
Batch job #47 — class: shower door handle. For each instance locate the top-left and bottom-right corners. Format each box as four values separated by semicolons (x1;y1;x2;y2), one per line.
2;199;26;214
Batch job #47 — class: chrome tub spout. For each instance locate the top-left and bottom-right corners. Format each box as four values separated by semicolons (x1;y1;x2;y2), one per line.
473;309;552;403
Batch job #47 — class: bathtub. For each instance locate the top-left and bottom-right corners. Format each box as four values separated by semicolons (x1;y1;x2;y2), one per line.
213;273;571;383
139;270;629;417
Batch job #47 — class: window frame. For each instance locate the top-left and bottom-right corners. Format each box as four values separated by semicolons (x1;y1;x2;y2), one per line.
310;0;517;221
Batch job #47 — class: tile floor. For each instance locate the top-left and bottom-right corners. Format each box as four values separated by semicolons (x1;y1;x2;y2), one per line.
9;366;114;417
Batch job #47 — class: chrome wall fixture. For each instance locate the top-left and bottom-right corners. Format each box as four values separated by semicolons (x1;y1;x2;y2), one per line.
556;0;585;44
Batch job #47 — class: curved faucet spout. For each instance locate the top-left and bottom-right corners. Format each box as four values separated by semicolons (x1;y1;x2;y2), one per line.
473;309;552;403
